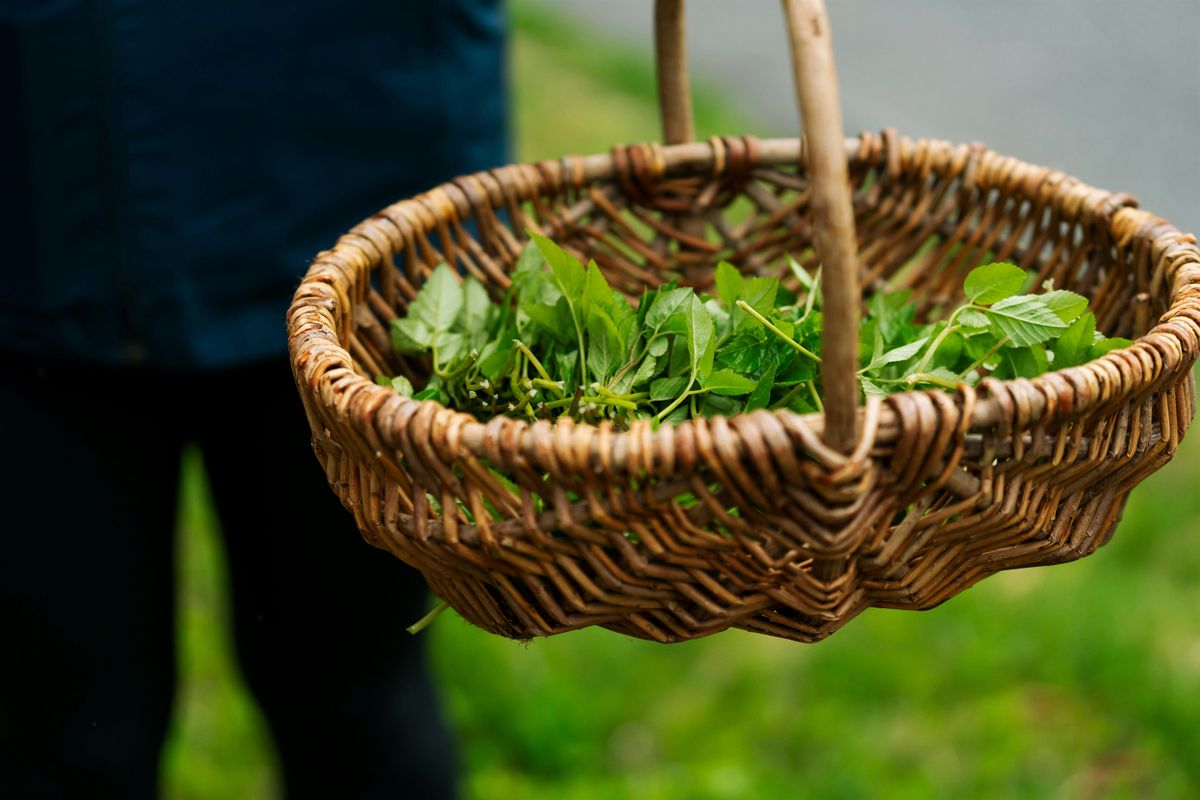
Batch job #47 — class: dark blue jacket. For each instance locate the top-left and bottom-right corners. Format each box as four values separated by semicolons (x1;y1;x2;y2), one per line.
1;0;507;369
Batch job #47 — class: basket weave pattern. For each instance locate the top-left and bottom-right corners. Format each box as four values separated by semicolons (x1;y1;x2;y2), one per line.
288;130;1200;642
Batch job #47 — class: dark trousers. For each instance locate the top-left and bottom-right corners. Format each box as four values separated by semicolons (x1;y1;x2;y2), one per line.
0;356;457;799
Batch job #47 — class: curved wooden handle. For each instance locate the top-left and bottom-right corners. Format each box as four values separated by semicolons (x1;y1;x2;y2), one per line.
654;0;861;452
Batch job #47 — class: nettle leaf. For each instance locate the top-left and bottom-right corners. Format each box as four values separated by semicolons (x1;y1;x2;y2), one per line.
387;375;415;396
1089;337;1133;360
700;393;743;418
667;336;690;377
581;261;614;317
1041;289;1089;323
553;349;578;389
650;376;689;402
985;295;1069;346
521;302;570;344
645;287;693;333
412;386;445;403
776;354;816;386
1052;311;1096;368
957;308;991;330
647;336;670;357
635;285;660;331
436;332;467;366
409;263;463;336
715;261;744;308
733;276;780;331
741;277;779;313
964;262;1027;305
478;340;513;381
745;362;778;411
860;377;889;399
716;329;767;373
661;403;691;425
391;317;432;354
1004;343;1050;379
704;298;731;342
462;279;492;329
924;367;962;386
688;294;716;381
865;336;930;371
530;232;585;298
931;329;967;370
698;368;756;396
586;308;623;383
629;353;661;388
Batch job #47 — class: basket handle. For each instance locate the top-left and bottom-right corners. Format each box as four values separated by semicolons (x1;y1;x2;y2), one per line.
654;0;861;453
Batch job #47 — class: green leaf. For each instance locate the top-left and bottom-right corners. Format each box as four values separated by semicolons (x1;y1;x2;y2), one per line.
645;287;693;333
924;367;963;386
462;278;491;329
387;375;415;396
581;261;614;317
1089;337;1133;360
699;393;743;418
586;308;623;383
521;302;571;344
733;276;779;331
957;308;991;330
529;231;585;298
1052;311;1095;368
787;254;815;292
412;386;445;403
985;296;1069;346
435;331;466;366
1041;289;1089;323
478;339;513;380
716;329;768;374
628;353;661;388
864;336;929;371
698;368;757;396
409;263;463;336
745;363;778;411
715;261;744;308
390;318;432;354
860;377;889;399
1003;343;1050;379
776;353;817;386
688;295;715;381
963;262;1027;305
650;376;689;402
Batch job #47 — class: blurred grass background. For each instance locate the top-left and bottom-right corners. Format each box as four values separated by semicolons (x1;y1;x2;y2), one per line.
161;2;1200;798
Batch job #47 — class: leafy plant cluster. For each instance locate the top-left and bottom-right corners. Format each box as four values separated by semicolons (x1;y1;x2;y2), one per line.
382;234;1129;426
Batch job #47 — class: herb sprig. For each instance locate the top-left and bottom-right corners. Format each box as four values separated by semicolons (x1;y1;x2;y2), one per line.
380;236;1130;426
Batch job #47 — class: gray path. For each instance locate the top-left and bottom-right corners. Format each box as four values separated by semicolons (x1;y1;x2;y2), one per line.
549;0;1199;230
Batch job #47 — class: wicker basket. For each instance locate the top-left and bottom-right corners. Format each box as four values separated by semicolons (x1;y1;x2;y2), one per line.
287;0;1200;643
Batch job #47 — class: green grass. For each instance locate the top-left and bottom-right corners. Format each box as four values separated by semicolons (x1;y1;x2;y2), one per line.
162;2;1200;797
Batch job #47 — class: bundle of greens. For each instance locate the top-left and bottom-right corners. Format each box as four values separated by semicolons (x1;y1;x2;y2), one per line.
381;233;1129;426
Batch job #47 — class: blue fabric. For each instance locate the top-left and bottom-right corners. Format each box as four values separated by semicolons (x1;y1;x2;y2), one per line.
0;0;508;369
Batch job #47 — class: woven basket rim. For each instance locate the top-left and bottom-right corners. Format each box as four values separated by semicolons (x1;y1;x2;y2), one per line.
288;132;1200;478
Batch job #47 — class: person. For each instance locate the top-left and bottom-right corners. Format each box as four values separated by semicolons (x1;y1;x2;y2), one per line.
0;2;508;797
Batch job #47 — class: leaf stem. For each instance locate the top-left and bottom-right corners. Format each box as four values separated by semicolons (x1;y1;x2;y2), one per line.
511;339;563;397
735;301;821;363
958;335;1011;379
655;375;697;422
407;599;450;635
912;309;967;376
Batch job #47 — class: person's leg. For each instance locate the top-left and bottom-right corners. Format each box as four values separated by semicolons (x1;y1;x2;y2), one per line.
0;358;182;799
195;358;457;800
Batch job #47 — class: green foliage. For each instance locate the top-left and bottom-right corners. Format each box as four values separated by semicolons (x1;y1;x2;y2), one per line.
383;248;1128;425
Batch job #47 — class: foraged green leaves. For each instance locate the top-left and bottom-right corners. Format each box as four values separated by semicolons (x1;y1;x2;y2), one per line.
380;245;1128;427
